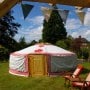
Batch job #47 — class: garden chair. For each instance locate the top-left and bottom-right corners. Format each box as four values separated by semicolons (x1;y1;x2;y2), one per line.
63;64;83;86
71;73;90;90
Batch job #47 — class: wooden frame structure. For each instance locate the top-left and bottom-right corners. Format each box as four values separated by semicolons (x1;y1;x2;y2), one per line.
0;0;90;17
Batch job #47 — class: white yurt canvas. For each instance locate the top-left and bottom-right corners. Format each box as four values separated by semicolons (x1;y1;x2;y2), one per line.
9;43;77;77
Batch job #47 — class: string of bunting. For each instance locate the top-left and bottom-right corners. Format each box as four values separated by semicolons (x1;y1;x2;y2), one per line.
41;6;69;24
21;2;34;19
20;2;87;25
41;5;87;25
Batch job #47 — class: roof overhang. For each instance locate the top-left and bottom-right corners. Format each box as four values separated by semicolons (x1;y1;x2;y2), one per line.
0;0;90;17
24;0;90;8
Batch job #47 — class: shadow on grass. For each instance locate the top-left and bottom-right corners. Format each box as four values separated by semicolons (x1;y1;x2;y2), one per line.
82;68;90;74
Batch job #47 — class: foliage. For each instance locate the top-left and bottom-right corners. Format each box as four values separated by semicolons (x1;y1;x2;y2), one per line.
18;37;28;49
38;39;43;43
0;36;21;61
0;10;21;60
0;46;9;61
56;40;67;49
56;35;74;50
18;37;38;49
42;5;67;44
81;47;89;60
65;35;74;50
0;10;21;50
0;11;21;37
28;40;37;46
0;35;20;51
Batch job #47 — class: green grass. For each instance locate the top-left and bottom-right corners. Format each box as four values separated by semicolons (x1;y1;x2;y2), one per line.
0;61;90;90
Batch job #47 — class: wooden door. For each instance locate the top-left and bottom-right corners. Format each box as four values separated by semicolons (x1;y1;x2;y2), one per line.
29;55;46;76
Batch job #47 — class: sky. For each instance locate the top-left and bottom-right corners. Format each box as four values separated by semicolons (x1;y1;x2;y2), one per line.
11;1;90;42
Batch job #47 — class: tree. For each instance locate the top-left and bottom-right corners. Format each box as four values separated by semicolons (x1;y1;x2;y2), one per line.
0;10;21;51
81;47;89;60
0;11;21;61
19;37;27;49
42;5;67;44
65;35;74;50
56;40;67;49
29;40;37;45
0;11;21;37
0;45;9;61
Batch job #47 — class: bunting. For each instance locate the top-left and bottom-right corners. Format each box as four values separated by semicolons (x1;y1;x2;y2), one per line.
21;4;33;19
41;7;52;22
48;3;53;6
41;7;69;24
84;12;90;26
75;6;84;10
0;0;4;3
76;10;86;24
41;6;87;25
59;10;69;24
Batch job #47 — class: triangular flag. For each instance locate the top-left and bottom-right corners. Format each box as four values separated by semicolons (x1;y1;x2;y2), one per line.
84;11;90;26
41;7;52;22
75;6;84;10
21;4;33;19
76;10;86;24
48;3;53;6
59;10;69;24
0;0;4;3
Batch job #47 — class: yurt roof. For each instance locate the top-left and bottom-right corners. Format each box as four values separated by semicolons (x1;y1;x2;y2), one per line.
13;43;75;56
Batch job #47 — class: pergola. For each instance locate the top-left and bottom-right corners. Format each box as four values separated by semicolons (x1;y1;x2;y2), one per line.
0;0;90;17
27;0;90;8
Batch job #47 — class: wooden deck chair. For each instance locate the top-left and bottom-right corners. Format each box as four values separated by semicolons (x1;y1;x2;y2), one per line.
63;64;83;86
71;73;90;90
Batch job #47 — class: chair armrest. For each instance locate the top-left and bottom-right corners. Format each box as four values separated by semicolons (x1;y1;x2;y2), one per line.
70;77;81;82
64;72;73;76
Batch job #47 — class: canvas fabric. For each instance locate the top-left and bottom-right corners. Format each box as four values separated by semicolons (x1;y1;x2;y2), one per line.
86;73;90;81
9;54;27;72
50;55;77;72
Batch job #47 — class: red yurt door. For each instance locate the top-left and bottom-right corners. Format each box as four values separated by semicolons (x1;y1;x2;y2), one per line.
29;55;47;76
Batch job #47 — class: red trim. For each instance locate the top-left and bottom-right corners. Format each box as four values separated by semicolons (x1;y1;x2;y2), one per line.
24;56;29;72
49;71;67;76
11;53;28;56
34;49;43;52
9;69;29;76
11;52;75;56
47;56;51;76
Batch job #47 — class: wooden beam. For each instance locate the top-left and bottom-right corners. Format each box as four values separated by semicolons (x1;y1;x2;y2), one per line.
23;0;90;8
0;0;20;17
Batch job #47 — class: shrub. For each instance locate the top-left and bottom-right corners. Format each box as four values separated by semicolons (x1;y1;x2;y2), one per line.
0;45;9;61
81;47;89;60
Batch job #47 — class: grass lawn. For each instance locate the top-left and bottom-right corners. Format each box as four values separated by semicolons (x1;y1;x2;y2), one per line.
0;61;90;90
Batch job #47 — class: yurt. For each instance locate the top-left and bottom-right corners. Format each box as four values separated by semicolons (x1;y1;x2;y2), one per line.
9;43;77;77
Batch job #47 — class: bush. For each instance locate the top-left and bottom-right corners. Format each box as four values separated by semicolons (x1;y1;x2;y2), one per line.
56;40;67;49
0;46;9;61
81;47;89;60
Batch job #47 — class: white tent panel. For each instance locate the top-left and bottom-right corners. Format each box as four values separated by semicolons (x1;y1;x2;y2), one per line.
9;54;26;72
